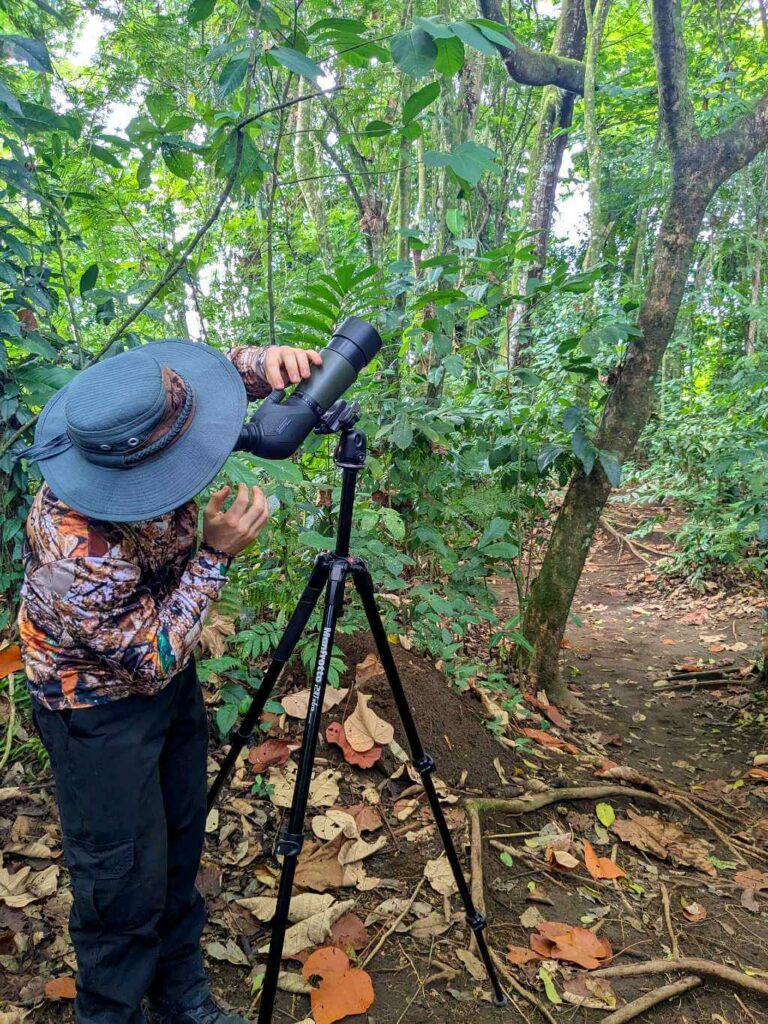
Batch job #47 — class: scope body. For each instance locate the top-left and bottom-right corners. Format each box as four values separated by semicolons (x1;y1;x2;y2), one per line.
235;316;381;460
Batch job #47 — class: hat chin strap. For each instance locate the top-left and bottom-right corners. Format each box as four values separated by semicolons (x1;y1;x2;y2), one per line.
15;432;73;464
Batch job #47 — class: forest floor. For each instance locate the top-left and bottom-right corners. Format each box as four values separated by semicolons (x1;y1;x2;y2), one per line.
2;499;768;1024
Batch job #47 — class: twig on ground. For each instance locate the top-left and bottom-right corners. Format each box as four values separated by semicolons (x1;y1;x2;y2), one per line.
467;804;486;958
600;975;702;1024
490;950;558;1024
465;785;668;816
361;877;425;969
0;672;16;771
598;518;651;563
673;794;749;866
593;958;768;998
660;883;680;958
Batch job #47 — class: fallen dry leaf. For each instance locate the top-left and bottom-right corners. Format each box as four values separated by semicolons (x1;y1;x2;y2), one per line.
302;946;374;1024
325;721;382;769
521;728;578;755
613;810;716;876
583;840;626;881
545;847;581;873
281;688;349;719
735;869;768;892
355;653;384;684
0;859;59;908
424;854;458;896
562;976;618;1010
338;835;386;866
238;893;335;923
682;900;707;923
295;836;346;892
248;739;295;773
506;945;543;965
330;912;368;953
312;809;359;843
531;921;612;970
258;900;355;957
44;977;76;1000
205;939;249;966
343;694;394;753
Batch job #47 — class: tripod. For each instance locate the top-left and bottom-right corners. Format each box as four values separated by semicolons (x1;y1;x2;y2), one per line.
207;402;506;1021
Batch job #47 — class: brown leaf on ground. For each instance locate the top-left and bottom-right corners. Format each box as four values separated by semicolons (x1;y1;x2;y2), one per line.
735;869;768;892
325;721;382;768
424;854;458;896
282;688;349;719
506;945;543;965
545;847;581;873
343;695;394;752
295;836;346;892
562;976;619;1010
248;739;295;773
344;804;383;833
330;912;368;953
583;840;626;880
258;900;355;957
44;977;76;1000
238;893;335;923
196;860;223;898
0;859;59;908
302;946;375;1024
355;653;384;684
531;921;612;970
521;728;578;755
682;900;707;922
613;810;716;876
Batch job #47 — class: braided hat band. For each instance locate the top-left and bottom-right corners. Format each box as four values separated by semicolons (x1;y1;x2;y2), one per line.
19;368;196;470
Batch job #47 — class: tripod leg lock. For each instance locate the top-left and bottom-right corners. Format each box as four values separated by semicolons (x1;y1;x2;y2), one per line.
466;910;487;933
276;831;305;857
413;753;436;776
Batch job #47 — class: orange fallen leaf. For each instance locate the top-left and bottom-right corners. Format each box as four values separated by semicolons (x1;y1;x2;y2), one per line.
506;945;543;965
248;739;295;774
522;728;578;755
302;946;374;1024
746;768;768;781
325;722;382;769
709;644;726;653
0;645;23;677
583;840;626;881
45;976;76;1000
533;922;612;970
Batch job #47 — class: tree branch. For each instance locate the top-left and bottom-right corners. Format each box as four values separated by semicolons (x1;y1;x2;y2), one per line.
478;0;586;95
704;91;768;187
651;0;698;159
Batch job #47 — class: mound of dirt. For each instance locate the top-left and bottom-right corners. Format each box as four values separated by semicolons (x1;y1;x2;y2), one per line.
291;630;518;793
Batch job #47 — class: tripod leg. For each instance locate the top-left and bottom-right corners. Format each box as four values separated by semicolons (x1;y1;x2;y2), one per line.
351;562;507;1007
207;556;330;811
258;559;348;1024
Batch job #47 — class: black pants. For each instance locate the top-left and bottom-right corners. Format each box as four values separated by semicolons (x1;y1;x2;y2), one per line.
34;663;209;1023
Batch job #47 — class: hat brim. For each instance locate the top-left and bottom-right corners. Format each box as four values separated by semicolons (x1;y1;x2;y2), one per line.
34;339;248;522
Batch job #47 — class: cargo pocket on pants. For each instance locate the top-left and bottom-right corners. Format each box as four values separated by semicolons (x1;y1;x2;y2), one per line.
65;836;135;930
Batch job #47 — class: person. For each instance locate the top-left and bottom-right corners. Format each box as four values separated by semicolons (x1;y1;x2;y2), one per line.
16;338;322;1024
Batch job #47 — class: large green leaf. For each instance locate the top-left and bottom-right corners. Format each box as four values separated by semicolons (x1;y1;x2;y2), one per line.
79;264;99;295
402;81;440;124
447;141;500;185
268;46;322;82
449;21;497;56
390;28;437;78
434;35;464;76
188;0;216;23
161;143;193;179
219;57;248;97
0;35;51;73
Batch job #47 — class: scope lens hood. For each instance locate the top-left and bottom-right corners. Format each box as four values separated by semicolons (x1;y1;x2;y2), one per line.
329;316;382;373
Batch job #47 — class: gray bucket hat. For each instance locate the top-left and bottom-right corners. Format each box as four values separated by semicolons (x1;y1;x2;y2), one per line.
19;339;247;522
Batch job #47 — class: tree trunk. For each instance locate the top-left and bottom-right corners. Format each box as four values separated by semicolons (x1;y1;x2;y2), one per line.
582;0;614;271
524;178;712;702
293;98;330;268
506;0;589;365
746;155;768;354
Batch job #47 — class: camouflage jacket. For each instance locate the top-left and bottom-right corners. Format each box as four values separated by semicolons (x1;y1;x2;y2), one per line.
19;345;270;711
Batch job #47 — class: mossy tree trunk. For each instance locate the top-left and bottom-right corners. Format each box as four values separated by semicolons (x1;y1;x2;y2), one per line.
523;0;768;703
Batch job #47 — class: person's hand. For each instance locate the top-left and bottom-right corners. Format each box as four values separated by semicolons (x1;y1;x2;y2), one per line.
203;484;268;556
263;345;322;390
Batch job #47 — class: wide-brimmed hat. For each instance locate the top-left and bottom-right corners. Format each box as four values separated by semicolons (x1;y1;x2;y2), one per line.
19;339;247;522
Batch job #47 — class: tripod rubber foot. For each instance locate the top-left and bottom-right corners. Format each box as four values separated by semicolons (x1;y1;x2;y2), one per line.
492;994;508;1007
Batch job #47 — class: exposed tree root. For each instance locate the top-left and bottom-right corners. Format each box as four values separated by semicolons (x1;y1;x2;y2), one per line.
599;975;702;1024
490;950;558;1024
465;785;669;816
598;518;651;563
593;958;768;998
660;883;679;958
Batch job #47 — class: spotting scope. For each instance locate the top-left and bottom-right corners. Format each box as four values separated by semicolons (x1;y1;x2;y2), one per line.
235;316;381;459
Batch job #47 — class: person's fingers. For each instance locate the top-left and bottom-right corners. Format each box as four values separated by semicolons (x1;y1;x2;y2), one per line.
241;488;267;529
265;350;285;390
227;482;249;520
206;486;230;514
295;349;311;379
281;349;301;384
244;507;269;541
307;349;323;366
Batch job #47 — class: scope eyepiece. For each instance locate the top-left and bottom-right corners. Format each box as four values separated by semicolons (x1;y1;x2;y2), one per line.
235;316;382;460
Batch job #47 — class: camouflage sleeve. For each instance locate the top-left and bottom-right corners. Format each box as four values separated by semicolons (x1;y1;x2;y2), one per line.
227;345;272;401
45;546;230;694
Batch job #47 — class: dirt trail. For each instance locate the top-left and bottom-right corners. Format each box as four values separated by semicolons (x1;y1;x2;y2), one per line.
4;502;768;1024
